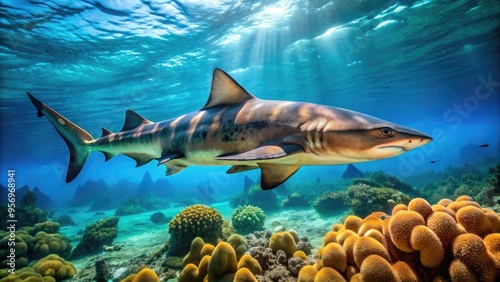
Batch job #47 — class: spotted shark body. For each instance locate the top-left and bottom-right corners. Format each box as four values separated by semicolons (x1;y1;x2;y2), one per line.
28;68;432;189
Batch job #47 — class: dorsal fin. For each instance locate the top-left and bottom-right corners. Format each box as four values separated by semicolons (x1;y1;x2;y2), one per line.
121;110;152;131
201;68;256;110
101;128;113;137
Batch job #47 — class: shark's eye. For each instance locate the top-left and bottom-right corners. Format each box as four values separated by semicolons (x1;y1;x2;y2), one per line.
379;127;394;137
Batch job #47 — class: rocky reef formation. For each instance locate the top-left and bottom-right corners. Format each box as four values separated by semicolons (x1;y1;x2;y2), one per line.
342;164;364;179
70;216;119;259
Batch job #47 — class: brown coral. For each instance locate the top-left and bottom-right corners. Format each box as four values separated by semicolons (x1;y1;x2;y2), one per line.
388;211;425;253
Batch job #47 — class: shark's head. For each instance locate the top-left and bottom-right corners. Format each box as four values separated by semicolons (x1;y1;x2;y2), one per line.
303;107;433;163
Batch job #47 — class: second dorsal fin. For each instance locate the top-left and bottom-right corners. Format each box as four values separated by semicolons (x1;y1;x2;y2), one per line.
201;68;256;110
121;110;152;131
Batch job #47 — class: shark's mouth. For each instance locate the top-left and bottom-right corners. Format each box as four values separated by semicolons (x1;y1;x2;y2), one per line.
378;145;407;152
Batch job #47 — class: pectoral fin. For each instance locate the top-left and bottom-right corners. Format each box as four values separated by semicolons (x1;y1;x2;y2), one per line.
226;165;259;174
258;164;300;190
215;143;303;161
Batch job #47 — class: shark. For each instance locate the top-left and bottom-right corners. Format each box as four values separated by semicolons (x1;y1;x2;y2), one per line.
28;68;432;190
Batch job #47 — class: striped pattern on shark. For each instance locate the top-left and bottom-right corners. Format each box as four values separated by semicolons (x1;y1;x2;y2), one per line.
27;68;432;190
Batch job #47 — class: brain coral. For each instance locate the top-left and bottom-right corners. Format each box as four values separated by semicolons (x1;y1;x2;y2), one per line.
32;254;77;280
33;232;73;259
168;204;223;256
231;205;266;235
302;196;500;281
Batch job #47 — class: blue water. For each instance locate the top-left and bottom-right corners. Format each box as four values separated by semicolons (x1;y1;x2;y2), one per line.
0;0;499;204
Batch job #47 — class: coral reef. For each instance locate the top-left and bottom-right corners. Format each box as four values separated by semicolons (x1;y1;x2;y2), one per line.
71;216;119;259
306;196;500;281
0;191;49;230
149;212;170;224
180;230;314;282
344;183;411;218
231;205;266;235
115;197;146;216
281;193;309;208
312;191;347;216
32;231;72;259
120;267;159;282
168;204;223;256
31;254;77;280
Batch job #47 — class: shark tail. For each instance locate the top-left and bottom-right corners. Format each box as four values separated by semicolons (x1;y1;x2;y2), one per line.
27;93;94;183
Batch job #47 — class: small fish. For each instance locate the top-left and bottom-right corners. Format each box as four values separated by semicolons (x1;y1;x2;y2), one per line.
478;144;490;148
430;160;440;164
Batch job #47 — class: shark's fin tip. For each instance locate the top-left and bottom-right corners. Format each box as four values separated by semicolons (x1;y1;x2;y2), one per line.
121;110;152;132
201;68;255;110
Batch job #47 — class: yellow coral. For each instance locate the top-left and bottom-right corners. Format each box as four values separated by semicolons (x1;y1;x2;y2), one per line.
237;254;262;276
452;233;498;281
31;254;76;280
314;267;346;281
132;268;158;282
179;264;199;282
297;265;318;282
227;234;248;261
353;236;391;268
207;242;237;279
269;232;297;257
182;237;205;267
359;254;398;282
233;268;257;282
344;215;362;233
456;206;492;237
168;204;223;256
407;198;433;219
293;250;307;260
410;225;444;268
388;211;425;253
321;243;346;273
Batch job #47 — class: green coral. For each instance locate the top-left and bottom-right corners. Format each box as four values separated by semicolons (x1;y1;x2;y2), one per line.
486;165;500;193
313;191;347;216
32;254;76;280
344;183;411;217
31;222;60;235
0;231;30;269
352;171;419;196
0;267;55;282
115;197;146;216
0;192;48;230
168;204;223;256
231;205;266;235
70;216;119;259
32;232;72;259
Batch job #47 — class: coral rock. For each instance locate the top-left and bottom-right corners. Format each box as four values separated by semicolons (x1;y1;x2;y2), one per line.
237;254;262;276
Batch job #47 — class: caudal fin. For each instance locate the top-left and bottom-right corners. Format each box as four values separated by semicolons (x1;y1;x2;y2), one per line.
27;93;94;183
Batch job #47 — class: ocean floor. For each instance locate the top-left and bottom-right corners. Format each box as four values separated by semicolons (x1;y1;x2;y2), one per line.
63;202;343;281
